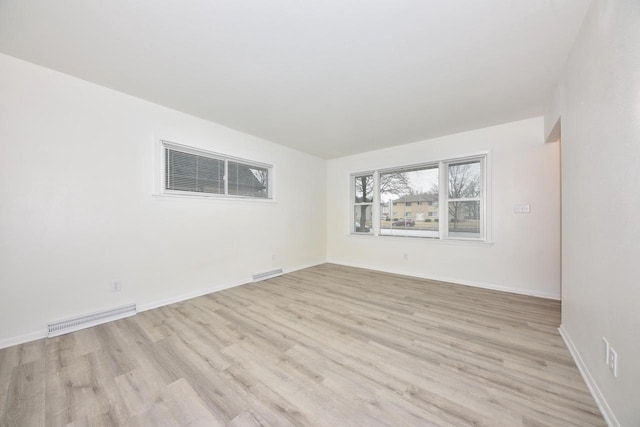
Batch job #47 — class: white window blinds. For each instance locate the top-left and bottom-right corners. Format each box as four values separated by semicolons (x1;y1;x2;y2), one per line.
165;148;225;194
161;141;273;200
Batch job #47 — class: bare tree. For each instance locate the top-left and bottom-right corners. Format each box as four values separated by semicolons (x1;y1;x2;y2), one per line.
249;167;269;197
448;163;480;231
380;172;411;196
355;172;411;231
355;175;372;232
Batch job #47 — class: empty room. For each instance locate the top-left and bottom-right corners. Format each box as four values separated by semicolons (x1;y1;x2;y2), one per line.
0;0;638;426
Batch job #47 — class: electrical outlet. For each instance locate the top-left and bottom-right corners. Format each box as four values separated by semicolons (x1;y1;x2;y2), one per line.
111;281;122;292
514;203;531;213
609;347;618;377
403;253;409;261
603;337;610;365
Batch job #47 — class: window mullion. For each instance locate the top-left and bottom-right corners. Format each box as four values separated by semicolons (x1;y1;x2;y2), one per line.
439;161;447;239
481;156;486;240
373;171;380;236
165;149;171;190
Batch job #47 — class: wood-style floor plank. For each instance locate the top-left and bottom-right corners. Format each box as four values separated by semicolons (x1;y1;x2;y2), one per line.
0;264;605;426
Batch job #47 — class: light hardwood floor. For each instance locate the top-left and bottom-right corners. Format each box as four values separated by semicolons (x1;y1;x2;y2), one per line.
0;264;605;426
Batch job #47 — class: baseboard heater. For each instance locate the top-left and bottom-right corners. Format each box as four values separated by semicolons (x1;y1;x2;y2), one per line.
252;268;283;282
47;303;137;338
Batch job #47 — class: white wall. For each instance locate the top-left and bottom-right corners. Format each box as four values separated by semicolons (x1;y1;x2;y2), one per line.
0;53;326;347
552;1;640;425
326;117;561;299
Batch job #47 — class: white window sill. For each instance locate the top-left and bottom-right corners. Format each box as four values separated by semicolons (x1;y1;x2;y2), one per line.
346;233;494;247
152;192;277;204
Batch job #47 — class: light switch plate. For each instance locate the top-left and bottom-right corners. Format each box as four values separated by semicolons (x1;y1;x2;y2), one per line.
514;204;531;213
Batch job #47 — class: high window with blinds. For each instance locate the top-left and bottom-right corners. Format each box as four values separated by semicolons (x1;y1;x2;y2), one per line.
161;141;272;199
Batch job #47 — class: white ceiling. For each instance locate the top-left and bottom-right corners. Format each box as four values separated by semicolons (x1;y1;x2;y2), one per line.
0;0;590;158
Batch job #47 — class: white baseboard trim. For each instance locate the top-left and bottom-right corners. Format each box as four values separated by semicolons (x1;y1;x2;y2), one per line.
0;261;326;350
558;325;619;427
137;279;248;313
285;261;325;275
137;261;324;313
326;260;560;300
0;329;47;350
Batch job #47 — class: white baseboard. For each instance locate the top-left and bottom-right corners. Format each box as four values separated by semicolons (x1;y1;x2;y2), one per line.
0;260;326;350
137;261;325;312
558;325;619;427
285;261;325;275
0;329;47;350
326;260;560;300
137;279;249;313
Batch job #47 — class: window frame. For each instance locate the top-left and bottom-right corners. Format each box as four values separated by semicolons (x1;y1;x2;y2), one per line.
378;162;440;238
441;156;486;241
157;139;274;201
350;153;490;242
351;172;375;234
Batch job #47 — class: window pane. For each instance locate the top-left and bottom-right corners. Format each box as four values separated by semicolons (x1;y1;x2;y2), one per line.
380;166;439;237
448;160;481;199
448;201;480;238
354;205;372;233
228;161;269;198
166;149;224;194
354;175;373;203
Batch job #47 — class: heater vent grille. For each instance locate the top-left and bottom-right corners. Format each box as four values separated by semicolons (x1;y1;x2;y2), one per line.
252;269;283;282
47;304;137;338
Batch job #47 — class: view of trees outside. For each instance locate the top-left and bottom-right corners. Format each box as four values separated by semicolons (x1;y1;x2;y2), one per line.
447;160;481;238
380;167;439;237
228;162;269;198
354;160;482;238
355;172;413;232
354;175;373;232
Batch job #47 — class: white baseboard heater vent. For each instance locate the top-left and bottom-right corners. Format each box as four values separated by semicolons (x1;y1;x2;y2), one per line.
47;303;137;338
252;268;283;282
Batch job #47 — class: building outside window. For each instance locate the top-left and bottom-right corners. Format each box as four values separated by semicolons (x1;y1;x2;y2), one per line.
351;154;487;241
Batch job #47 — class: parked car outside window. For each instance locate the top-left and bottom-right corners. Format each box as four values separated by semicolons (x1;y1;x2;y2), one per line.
392;219;415;227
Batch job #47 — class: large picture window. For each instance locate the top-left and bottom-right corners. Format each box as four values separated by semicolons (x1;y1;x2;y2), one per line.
161;140;272;199
351;154;488;241
380;165;439;238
